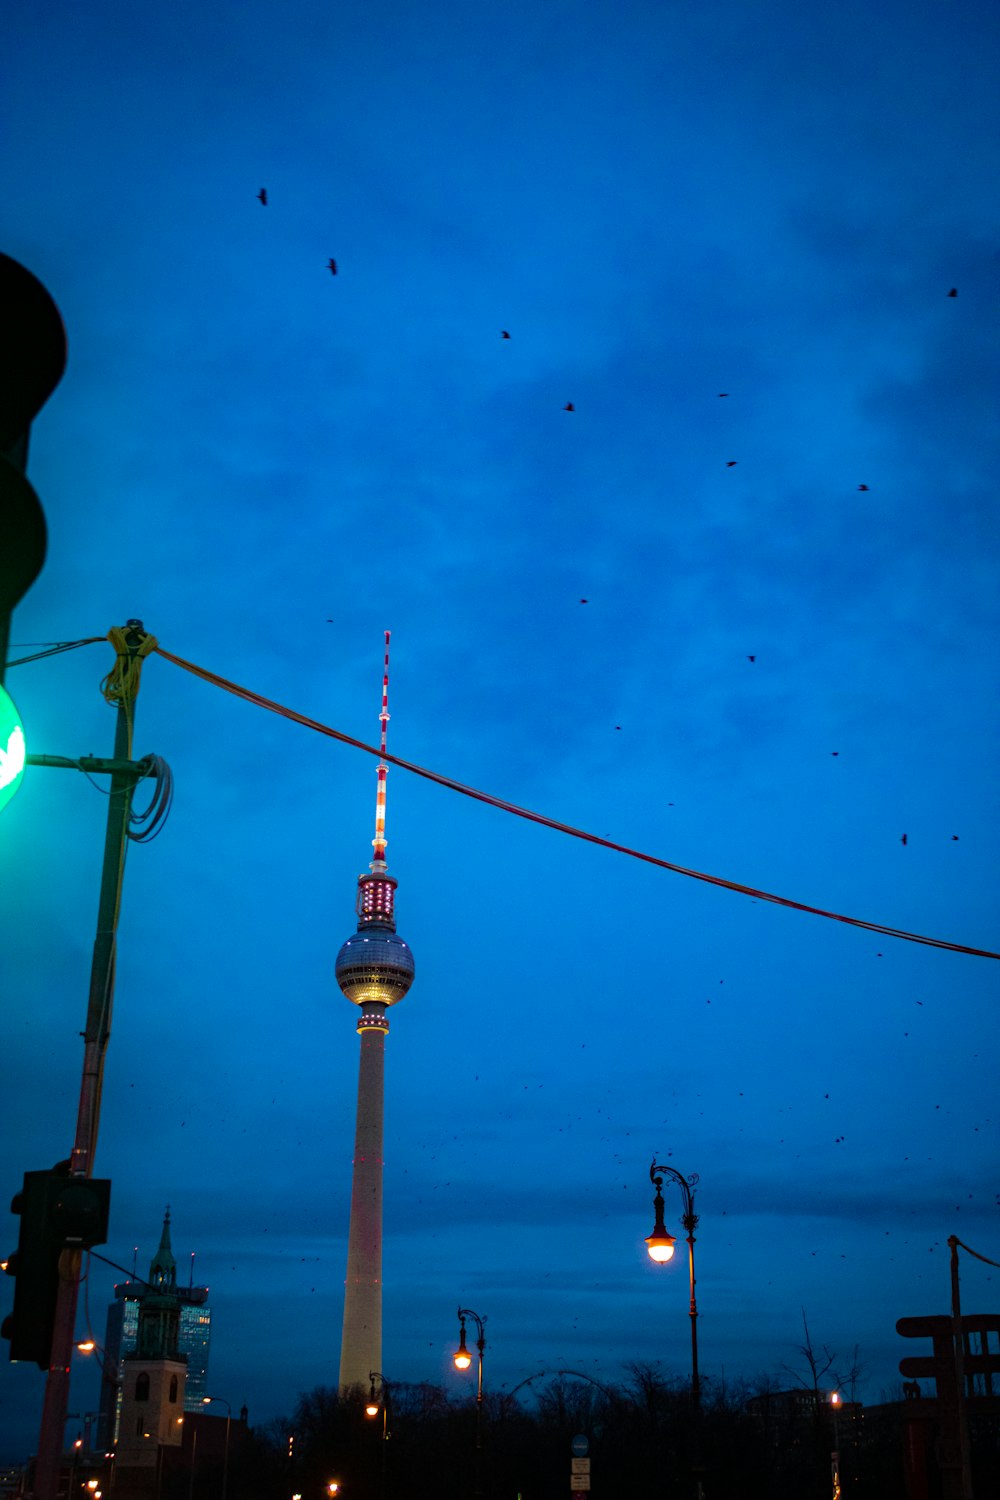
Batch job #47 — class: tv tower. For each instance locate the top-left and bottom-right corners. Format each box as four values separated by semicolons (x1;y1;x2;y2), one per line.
335;632;415;1390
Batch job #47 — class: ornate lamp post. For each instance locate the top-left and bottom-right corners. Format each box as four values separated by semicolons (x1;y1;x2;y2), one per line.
454;1308;487;1499
645;1158;700;1407
201;1395;232;1500
366;1372;391;1499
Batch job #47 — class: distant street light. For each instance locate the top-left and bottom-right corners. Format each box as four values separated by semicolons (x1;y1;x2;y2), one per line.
366;1372;391;1499
645;1159;701;1407
201;1395;232;1500
454;1308;487;1500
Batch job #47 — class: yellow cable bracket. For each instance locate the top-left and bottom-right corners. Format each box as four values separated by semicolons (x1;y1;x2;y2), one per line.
99;625;159;710
100;624;159;758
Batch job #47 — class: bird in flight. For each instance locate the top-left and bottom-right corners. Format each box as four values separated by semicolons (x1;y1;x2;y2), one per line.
327;258;337;275
831;751;839;757
858;484;869;491
947;288;957;297
564;402;575;411
257;188;268;206
718;392;729;397
501;330;511;339
726;460;738;467
901;833;908;846
579;598;588;604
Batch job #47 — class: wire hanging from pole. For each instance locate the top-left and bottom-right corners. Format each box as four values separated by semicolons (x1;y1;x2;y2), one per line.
128;755;174;842
150;645;999;962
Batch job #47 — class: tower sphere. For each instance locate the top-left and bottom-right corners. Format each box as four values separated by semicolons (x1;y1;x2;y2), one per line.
335;931;415;1006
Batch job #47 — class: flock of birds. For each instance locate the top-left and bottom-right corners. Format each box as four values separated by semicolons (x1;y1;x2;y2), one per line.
253;185;958;437
238;179;987;1347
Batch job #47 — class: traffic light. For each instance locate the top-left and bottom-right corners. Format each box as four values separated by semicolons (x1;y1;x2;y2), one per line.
0;252;67;682
2;1167;110;1368
2;1169;62;1367
49;1176;111;1250
0;681;26;813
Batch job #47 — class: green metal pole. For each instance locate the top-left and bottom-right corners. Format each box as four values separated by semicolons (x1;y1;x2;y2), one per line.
34;622;151;1500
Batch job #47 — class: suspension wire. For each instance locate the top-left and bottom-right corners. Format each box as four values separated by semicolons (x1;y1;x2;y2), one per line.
149;645;998;961
953;1239;1000;1270
5;637;106;668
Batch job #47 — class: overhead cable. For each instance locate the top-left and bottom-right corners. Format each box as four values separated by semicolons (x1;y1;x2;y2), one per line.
151;645;999;961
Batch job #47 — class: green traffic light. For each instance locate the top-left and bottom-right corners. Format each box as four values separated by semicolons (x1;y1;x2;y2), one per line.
0;684;25;812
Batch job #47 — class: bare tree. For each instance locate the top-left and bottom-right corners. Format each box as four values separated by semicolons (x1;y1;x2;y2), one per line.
781;1310;840;1418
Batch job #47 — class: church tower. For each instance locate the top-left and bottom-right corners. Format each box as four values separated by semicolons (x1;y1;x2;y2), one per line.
335;633;415;1389
114;1210;187;1491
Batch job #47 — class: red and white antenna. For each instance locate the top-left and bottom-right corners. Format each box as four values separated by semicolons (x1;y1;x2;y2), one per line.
371;630;391;870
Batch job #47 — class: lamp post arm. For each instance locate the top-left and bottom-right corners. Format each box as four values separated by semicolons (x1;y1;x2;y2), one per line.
650;1160;699;1227
457;1307;486;1344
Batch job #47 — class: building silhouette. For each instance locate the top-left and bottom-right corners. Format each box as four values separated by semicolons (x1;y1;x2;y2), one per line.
112;1210;187;1497
335;633;415;1389
100;1209;210;1445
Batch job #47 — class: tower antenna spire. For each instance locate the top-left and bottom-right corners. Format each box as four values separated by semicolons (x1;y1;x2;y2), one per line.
371;630;390;872
335;631;415;1392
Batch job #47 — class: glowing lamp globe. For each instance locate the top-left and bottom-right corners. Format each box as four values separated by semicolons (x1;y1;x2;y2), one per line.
646;1232;677;1264
454;1348;472;1370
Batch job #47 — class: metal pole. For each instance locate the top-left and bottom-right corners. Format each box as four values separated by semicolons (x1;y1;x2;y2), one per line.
475;1333;484;1500
686;1218;704;1500
222;1413;230;1500
379;1389;388;1500
33;623;151;1500
457;1310;486;1500
948;1237;974;1500
650;1162;702;1500
187;1427;198;1500
685;1221;700;1406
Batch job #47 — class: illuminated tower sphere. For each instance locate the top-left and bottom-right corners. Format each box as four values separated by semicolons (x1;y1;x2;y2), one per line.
335;632;415;1391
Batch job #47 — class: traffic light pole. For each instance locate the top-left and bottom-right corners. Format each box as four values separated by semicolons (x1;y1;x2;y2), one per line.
32;623;152;1500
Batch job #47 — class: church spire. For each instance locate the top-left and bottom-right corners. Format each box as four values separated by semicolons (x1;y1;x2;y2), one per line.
149;1206;176;1291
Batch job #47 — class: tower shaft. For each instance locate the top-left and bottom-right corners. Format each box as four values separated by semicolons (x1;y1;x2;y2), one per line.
338;1020;386;1388
335;632;414;1393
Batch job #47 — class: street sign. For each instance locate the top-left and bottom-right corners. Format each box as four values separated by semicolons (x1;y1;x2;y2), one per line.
571;1434;589;1458
571;1482;591;1492
571;1458;591;1474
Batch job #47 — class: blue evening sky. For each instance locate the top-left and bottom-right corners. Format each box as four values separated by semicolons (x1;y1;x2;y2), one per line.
2;0;998;1460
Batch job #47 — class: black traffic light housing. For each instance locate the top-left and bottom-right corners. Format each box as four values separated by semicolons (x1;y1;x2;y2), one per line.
2;1165;111;1368
0;252;67;681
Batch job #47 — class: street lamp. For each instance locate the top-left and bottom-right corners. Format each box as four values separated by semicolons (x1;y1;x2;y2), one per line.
366;1372;391;1499
201;1395;232;1500
74;1339;120;1454
646;1159;701;1407
454;1308;486;1500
